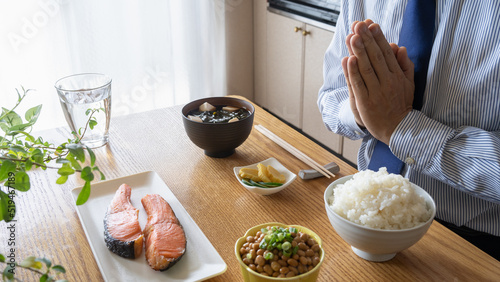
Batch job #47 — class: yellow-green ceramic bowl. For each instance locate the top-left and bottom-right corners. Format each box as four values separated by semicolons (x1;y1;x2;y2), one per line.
235;222;324;282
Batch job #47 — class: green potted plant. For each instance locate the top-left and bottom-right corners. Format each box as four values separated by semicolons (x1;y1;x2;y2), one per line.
0;87;105;281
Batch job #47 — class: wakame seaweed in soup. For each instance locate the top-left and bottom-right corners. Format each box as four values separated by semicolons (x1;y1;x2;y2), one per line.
188;106;251;123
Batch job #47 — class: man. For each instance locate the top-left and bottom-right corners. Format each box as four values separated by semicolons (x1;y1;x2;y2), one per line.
318;0;500;259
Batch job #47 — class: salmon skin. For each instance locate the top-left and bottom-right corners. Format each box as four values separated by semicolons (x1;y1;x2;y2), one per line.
142;194;187;271
104;184;144;259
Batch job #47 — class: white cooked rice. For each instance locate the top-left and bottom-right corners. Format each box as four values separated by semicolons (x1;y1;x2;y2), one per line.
328;168;432;230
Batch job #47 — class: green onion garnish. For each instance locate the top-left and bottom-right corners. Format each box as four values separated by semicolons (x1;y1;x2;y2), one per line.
257;226;299;253
282;241;291;251
264;252;274;260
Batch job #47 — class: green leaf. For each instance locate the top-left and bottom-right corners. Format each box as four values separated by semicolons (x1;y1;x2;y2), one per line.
89;119;97;130
0;254;5;262
66;144;85;162
0;190;14;222
76;181;91;205
31;148;45;165
57;165;75;176
20;256;43;269
25;105;42;124
51;265;66;273
92;167;105;180
66;155;82;171
80;166;94;182
25;133;35;142
0;123;9;133
11;130;35;142
0;109;22;127
31;148;43;155
25;159;33;171
35;257;52;269
56;175;68;184
8;123;33;133
40;273;50;282
85;108;92;116
55;158;71;164
2;264;15;281
0;160;16;182
9;145;27;154
11;171;30;192
86;147;96;166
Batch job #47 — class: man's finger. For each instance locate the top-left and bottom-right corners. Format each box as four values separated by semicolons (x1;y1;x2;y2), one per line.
389;43;399;57
351;21;360;33
341;56;352;90
347;55;369;101
368;23;402;74
343;56;365;127
364;19;374;26
397;47;414;83
345;33;354;56
353;21;390;78
349;34;380;90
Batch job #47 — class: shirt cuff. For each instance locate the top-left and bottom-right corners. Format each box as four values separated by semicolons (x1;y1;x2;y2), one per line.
339;99;367;138
390;110;454;170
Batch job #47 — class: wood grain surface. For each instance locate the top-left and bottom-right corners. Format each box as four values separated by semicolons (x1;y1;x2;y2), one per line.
2;96;499;281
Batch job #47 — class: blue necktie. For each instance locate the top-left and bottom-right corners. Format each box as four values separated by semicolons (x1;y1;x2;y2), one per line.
367;0;435;174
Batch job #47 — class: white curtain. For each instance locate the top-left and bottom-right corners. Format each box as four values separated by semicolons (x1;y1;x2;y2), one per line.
0;0;226;131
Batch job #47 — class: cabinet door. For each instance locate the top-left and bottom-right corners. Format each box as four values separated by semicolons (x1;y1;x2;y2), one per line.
343;138;362;166
253;0;267;106
266;12;304;128
302;25;343;154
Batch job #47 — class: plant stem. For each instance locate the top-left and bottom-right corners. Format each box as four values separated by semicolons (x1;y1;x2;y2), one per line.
74;109;97;142
0;261;46;280
0;88;29;122
0;156;60;170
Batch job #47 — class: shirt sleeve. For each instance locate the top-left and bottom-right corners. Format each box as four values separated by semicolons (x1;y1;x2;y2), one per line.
391;110;500;204
317;2;368;141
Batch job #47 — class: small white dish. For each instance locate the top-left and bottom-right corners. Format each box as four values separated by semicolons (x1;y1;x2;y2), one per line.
233;157;297;196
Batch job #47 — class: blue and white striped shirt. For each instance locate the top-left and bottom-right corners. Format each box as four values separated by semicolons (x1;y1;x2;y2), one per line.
318;0;500;236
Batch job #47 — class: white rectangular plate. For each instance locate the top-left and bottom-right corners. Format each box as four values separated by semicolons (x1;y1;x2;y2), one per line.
72;171;227;282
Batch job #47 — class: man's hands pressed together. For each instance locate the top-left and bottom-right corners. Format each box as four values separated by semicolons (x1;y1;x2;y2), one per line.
341;20;415;145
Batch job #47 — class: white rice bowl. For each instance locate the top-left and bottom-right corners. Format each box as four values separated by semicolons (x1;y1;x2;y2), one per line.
328;168;432;230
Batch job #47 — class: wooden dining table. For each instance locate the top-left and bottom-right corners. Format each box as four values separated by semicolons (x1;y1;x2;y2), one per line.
3;96;499;281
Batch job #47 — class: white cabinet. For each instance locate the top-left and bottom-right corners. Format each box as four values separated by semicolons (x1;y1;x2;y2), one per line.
265;12;304;128
302;25;343;154
253;4;361;165
342;138;362;165
263;12;343;154
253;0;267;107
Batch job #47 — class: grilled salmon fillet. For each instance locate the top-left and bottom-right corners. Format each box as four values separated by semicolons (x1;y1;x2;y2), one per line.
104;184;144;259
141;194;186;271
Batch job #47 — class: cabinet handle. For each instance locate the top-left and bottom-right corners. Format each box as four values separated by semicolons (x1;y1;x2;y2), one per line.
294;26;302;32
302;30;310;36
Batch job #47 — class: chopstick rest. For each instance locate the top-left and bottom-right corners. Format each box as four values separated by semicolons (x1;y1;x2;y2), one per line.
299;162;339;180
254;125;336;178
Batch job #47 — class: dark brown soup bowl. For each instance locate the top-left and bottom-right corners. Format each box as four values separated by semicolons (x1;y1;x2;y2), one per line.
182;96;255;158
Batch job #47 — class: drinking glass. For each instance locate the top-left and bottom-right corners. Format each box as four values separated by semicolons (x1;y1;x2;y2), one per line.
55;73;112;148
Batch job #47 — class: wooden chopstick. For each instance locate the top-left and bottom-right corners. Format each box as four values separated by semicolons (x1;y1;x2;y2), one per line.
254;124;336;178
